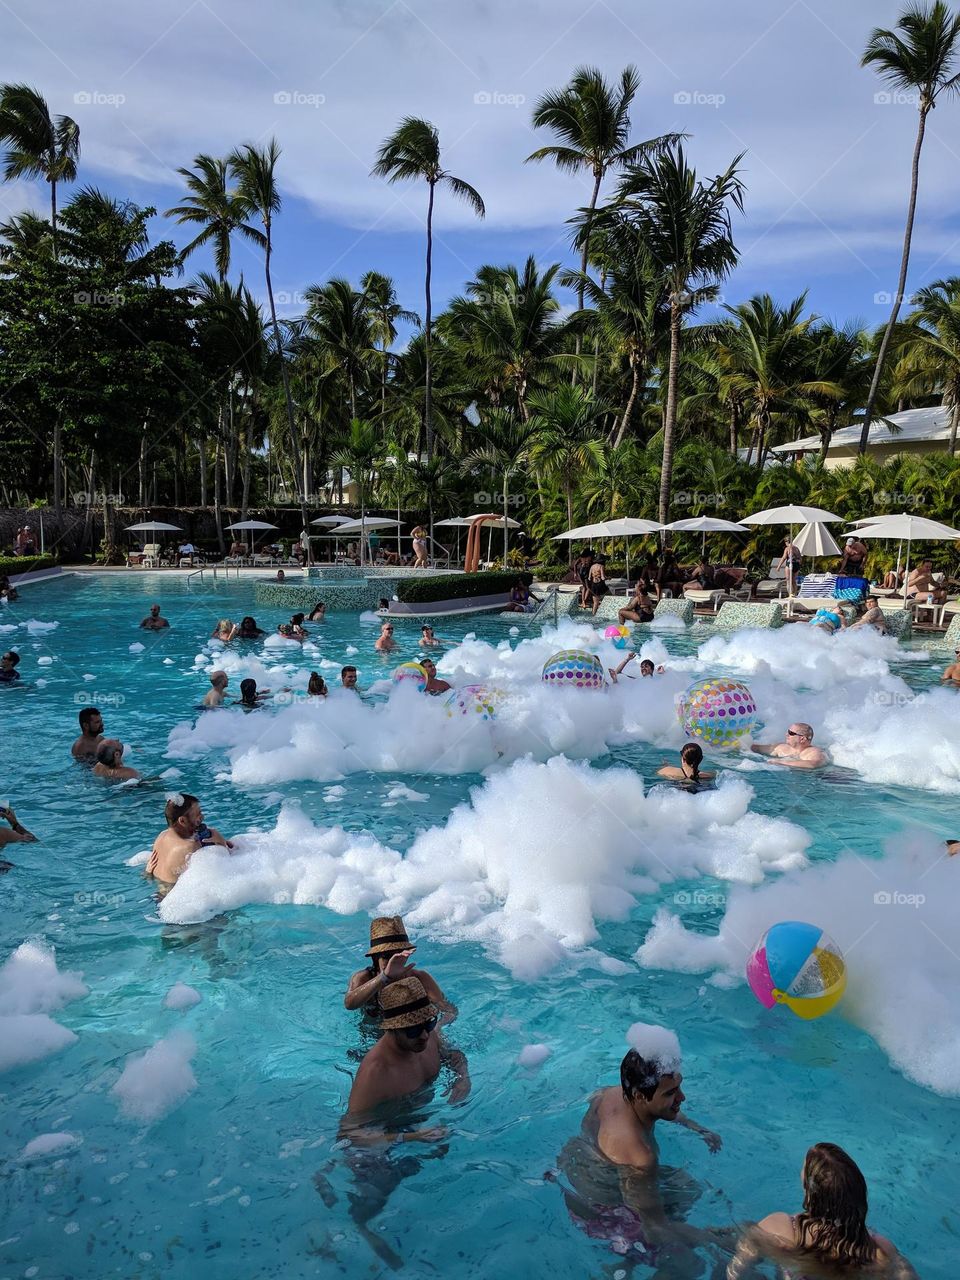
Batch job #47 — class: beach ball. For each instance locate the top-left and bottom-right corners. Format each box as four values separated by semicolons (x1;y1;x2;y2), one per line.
444;684;505;721
746;921;846;1021
392;662;427;691
604;624;630;649
679;677;758;747
541;649;605;690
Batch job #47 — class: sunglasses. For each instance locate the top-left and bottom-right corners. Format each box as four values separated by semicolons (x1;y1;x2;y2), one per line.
401;1016;438;1039
786;729;806;738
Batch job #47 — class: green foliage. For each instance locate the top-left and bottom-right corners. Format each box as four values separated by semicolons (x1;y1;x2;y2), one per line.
396;570;531;604
0;554;57;574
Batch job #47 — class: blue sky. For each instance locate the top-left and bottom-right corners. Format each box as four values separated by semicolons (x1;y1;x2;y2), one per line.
3;0;960;340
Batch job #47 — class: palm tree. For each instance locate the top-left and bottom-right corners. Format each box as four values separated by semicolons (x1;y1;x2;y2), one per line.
361;270;420;418
894;277;960;451
303;278;377;421
331;419;381;564
526;65;680;376
371;117;485;459
858;1;960;454
165;153;259;282
806;321;872;463
618;145;745;524
528;385;608;528
462;409;541;562
0;83;79;256
228;139;310;551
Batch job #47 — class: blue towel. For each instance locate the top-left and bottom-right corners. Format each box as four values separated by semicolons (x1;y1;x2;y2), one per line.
834;576;868;601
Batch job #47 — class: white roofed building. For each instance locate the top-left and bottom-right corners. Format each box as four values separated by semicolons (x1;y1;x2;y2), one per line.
771;405;957;470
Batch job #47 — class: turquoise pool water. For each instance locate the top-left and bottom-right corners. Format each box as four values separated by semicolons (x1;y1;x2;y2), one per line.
0;573;957;1279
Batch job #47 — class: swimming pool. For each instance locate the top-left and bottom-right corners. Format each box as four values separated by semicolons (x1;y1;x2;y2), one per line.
1;572;957;1279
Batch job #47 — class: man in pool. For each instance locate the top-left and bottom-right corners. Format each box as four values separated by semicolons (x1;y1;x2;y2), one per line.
341;665;360;692
203;671;229;708
608;655;665;683
0;650;21;683
375;622;397;653
146;792;234;885
93;739;141;781
941;650;960;687
419;625;445;648
750;721;827;769
0;804;37;849
140;603;169;630
420;657;451;695
340;975;470;1146
71;706;105;759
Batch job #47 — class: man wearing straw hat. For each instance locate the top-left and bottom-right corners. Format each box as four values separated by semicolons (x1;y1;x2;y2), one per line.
344;916;454;1022
341;975;470;1145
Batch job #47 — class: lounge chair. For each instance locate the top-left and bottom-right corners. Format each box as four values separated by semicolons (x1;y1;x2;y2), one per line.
755;559;789;598
140;543;161;568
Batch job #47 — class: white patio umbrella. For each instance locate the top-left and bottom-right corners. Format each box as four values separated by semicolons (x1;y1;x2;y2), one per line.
310;515;354;525
335;517;404;566
666;516;748;558
435;517;473;565
554;518;663;582
226;519;279;556
741;504;843;594
125;521;183;533
792;521;842;559
847;513;960;605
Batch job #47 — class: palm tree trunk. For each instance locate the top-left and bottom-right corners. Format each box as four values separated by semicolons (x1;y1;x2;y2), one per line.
565;475;573;530
858;105;929;455
613;359;641;448
657;301;683;526
199;438;208;508
729;408;738;457
424;179;436;460
949;399;960;456
50;175;57;260
573;170;603;386
503;473;509;565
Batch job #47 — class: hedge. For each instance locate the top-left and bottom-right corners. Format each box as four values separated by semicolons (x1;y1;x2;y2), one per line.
396;570;532;604
0;554;58;576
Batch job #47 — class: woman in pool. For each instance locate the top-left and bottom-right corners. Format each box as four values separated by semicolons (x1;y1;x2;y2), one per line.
809;606;846;635
726;1142;916;1278
657;742;715;787
289;613;308;640
307;672;328;697
93;739;142;781
236;616;265;639
344;916;455;1023
211;618;237;643
504;577;542;614
307;601;326;621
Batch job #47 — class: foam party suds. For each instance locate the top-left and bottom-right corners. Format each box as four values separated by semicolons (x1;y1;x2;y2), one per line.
3;573;959;1279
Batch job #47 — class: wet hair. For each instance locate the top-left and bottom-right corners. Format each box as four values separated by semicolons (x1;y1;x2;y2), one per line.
421;625;433;633
794;722;814;741
217;618;232;632
2;650;20;667
165;792;199;826
78;705;101;730
307;672;327;696
210;670;228;687
95;739;120;766
379;599;390;610
291;613;305;626
620;1049;667;1102
239;615;257;631
239;678;257;702
639;659;655;675
795;1143;877;1268
277;623;293;636
341;665;357;678
680;741;703;781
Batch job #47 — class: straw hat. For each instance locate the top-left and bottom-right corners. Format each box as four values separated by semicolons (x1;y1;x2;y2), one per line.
366;915;415;958
378;976;437;1031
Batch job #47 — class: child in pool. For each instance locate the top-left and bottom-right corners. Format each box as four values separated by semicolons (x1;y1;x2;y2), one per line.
657;742;715;787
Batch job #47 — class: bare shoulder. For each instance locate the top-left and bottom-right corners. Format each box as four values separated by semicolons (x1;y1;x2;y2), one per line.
755;1212;796;1246
347;967;373;990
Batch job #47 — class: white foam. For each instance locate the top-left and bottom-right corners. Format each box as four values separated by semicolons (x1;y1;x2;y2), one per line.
36;656;53;666
154;758;808;979
518;1044;551;1068
24;620;58;634
82;673;95;681
163;983;202;1011
386;783;429;803
163;658;175;665
345;645;358;655
625;1022;681;1074
128;642;145;653
637;834;960;1095
112;1030;197;1122
0;942;88;1071
20;1133;81;1161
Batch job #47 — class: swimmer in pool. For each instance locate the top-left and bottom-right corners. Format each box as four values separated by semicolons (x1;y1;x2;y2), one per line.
236;616;265;639
203;670;229;708
93;739;141;781
374;622;397;653
608;655;664;683
809;605;846;634
210;618;237;643
145;792;234;885
340;974;469;1146
344;916;455;1022
419;625;445;648
71;706;105;759
750;722;827;769
420;657;451;695
657;742;715;786
0;804;37;849
0;650;21;683
940;649;960;686
307;601;326;622
289;613;308;640
307;672;328;698
341;665;361;692
726;1142;917;1279
140;603;169;630
236;677;271;708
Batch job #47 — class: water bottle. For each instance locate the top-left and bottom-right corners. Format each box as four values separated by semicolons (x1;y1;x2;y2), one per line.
927;591;934;605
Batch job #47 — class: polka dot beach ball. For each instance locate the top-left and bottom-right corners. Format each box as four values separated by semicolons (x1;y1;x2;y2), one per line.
678;677;758;747
444;684;505;720
541;649;606;690
392;661;427;691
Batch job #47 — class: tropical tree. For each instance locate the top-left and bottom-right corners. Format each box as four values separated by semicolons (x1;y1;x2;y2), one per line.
462;409;541;561
858;0;960;454
371;117;485;459
805;321;872;462
302;277;378;422
528;384;608;528
894;277;960;451
0;83;79;256
165;154;259;282
617;145;745;524
331;419;382;563
361;270;420;417
526;65;679;374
